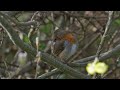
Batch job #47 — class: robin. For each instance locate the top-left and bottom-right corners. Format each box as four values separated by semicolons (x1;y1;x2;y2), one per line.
51;30;78;62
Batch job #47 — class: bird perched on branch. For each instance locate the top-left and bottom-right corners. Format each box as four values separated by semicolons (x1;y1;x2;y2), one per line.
51;30;78;62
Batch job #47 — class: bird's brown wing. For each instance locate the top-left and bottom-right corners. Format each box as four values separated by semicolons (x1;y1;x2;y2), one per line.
52;40;65;56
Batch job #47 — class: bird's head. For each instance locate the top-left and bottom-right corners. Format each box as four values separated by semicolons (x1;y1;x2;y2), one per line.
54;30;77;44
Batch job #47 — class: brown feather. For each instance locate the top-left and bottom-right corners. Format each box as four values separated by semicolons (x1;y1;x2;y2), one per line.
52;40;65;56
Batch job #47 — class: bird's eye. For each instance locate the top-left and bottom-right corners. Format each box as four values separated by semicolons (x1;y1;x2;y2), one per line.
54;38;57;41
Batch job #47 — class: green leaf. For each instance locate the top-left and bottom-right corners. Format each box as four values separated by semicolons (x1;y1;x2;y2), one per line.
39;43;46;50
114;19;120;25
40;22;53;35
23;33;31;44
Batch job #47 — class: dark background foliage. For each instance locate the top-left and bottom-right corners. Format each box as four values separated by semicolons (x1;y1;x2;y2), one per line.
0;11;120;79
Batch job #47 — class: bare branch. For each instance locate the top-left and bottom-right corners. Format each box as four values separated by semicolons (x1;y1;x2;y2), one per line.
73;43;120;64
0;13;90;79
96;11;114;57
0;12;37;27
37;68;60;79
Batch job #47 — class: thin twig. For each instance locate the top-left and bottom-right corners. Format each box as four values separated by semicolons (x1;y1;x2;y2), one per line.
0;12;37;27
73;43;120;64
69;33;101;61
107;29;119;51
96;11;114;58
37;68;60;79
